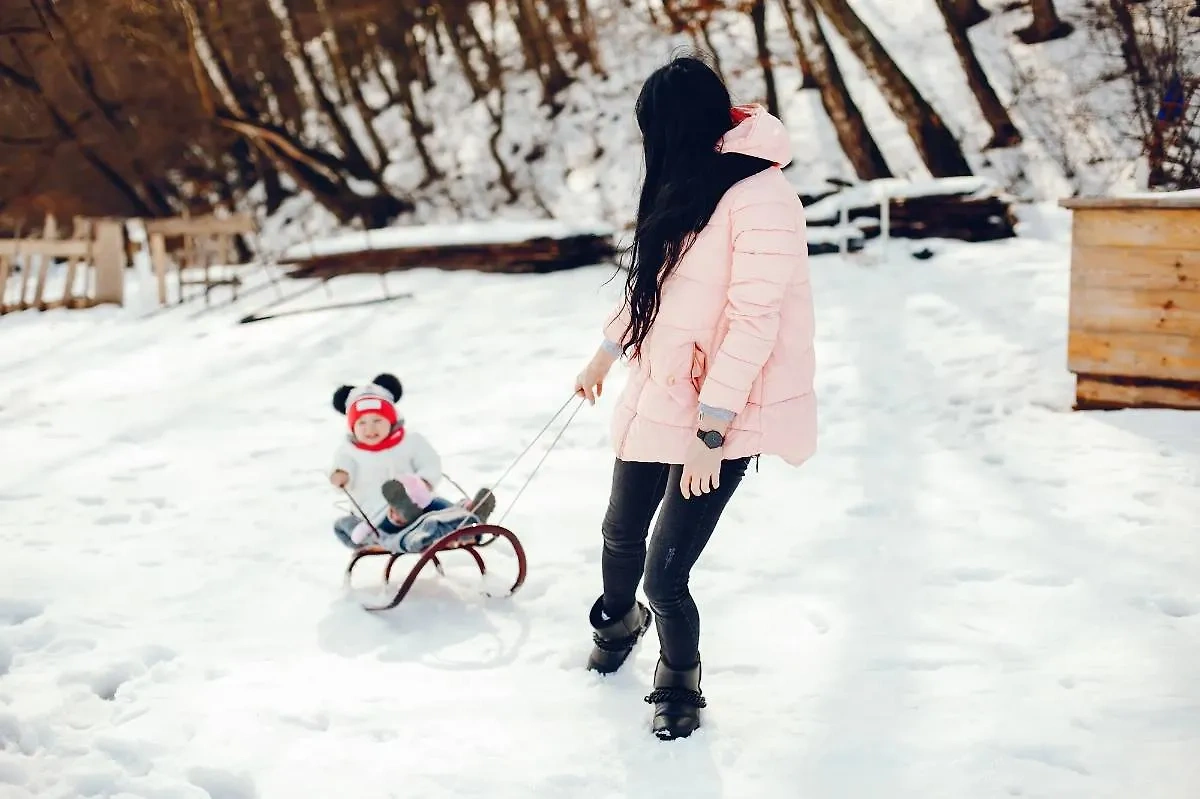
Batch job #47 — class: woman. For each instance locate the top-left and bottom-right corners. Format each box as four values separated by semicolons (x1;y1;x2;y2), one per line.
573;55;817;741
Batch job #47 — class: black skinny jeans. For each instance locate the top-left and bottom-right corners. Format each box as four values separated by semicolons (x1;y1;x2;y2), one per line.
600;456;751;670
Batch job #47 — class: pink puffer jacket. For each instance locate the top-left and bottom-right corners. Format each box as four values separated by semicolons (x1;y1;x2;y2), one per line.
602;104;816;467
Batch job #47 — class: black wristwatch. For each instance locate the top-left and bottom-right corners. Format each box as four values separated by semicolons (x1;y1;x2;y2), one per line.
696;428;725;449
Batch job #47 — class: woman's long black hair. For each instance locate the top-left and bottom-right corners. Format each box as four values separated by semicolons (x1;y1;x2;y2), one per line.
617;53;772;357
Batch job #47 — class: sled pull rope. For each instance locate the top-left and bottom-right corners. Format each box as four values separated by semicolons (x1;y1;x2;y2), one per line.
339;485;381;537
495;395;584;526
455;394;584;530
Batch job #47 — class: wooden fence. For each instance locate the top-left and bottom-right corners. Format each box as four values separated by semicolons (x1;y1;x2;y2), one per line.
0;212;259;314
138;213;258;306
0;217;126;314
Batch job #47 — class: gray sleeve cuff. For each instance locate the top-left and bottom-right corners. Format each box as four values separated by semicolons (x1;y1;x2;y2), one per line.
698;403;735;422
601;338;623;357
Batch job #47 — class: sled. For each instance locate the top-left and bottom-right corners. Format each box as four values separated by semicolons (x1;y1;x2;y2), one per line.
343;522;527;612
338;393;584;613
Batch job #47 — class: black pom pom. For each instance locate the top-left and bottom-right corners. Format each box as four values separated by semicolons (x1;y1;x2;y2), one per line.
332;385;353;414
371;373;403;402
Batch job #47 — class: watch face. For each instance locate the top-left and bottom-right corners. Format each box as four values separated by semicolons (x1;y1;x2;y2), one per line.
702;430;723;447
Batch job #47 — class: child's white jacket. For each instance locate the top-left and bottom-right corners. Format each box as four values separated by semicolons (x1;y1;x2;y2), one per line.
332;430;442;522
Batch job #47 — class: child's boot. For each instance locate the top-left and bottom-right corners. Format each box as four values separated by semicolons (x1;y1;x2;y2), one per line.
586;596;650;674
645;656;706;741
467;488;497;523
382;479;423;524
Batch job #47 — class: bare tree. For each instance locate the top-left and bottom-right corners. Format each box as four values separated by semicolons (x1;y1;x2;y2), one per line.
814;0;974;176
781;0;892;179
951;0;990;28
749;0;781;116
1095;0;1199;189
1017;0;1073;44
933;0;1021;147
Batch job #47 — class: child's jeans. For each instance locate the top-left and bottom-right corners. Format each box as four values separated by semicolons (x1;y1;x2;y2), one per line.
333;497;479;554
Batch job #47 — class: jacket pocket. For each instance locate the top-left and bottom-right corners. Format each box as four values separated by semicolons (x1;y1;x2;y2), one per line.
690;344;707;394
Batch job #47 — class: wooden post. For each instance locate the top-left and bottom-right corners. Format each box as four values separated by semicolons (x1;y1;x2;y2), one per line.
91;219;127;306
31;215;58;309
1059;194;1200;410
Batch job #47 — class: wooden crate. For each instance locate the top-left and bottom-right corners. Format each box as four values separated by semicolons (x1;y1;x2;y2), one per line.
1059;195;1200;410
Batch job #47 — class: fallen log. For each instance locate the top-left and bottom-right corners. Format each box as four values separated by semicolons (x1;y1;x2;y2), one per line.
278;222;616;279
799;176;1018;242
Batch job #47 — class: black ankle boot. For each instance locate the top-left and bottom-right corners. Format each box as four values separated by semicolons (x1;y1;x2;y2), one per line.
645;657;705;740
586;596;650;674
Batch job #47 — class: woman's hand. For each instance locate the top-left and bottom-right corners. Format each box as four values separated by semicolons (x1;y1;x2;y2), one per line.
680;436;724;498
680;414;731;498
330;469;349;489
574;346;618;405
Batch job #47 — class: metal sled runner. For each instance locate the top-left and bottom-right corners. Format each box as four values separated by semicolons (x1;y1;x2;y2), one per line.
339;394;582;612
344;524;528;612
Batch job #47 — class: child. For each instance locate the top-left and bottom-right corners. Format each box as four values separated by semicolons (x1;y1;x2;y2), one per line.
329;373;496;553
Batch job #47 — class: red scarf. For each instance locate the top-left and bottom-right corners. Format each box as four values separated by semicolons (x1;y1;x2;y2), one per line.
351;425;406;452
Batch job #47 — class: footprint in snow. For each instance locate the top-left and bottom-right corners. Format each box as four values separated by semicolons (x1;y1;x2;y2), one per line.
1148;595;1200;619
58;660;147;701
0;599;43;627
1013;573;1073;588
187;767;259;799
926;567;1005;586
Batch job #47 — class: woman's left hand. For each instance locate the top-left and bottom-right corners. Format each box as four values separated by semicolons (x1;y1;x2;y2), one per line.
680;436;724;498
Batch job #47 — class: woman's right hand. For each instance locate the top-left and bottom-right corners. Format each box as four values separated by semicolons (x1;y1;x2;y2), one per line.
330;469;349;488
574;347;617;405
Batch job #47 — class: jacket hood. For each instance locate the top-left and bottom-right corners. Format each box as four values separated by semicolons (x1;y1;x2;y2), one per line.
718;104;793;168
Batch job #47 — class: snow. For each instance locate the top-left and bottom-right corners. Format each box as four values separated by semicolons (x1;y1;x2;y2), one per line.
278;219;615;262
2;205;1200;799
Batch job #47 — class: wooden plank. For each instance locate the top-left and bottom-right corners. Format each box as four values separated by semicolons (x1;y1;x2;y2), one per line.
1070;245;1200;292
142;214;255;237
0;254;10;313
149;233;169;305
1068;330;1200;381
1069;285;1200;337
1075;373;1200;410
0;239;91;258
31;215;58;309
1071;208;1200;250
1061;195;1200;210
91;220;126;305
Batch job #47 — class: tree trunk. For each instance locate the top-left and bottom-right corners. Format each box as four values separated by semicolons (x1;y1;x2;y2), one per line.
314;0;389;170
813;0;973;177
510;0;572;102
1017;0;1073;44
790;0;892;180
573;0;604;75
265;0;380;182
951;0;991;28
749;0;781;117
0;52;162;217
545;0;599;72
933;0;1021;148
700;22;726;83
775;0;820;90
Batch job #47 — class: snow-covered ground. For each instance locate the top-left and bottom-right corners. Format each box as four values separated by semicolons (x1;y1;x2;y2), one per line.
2;204;1199;799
